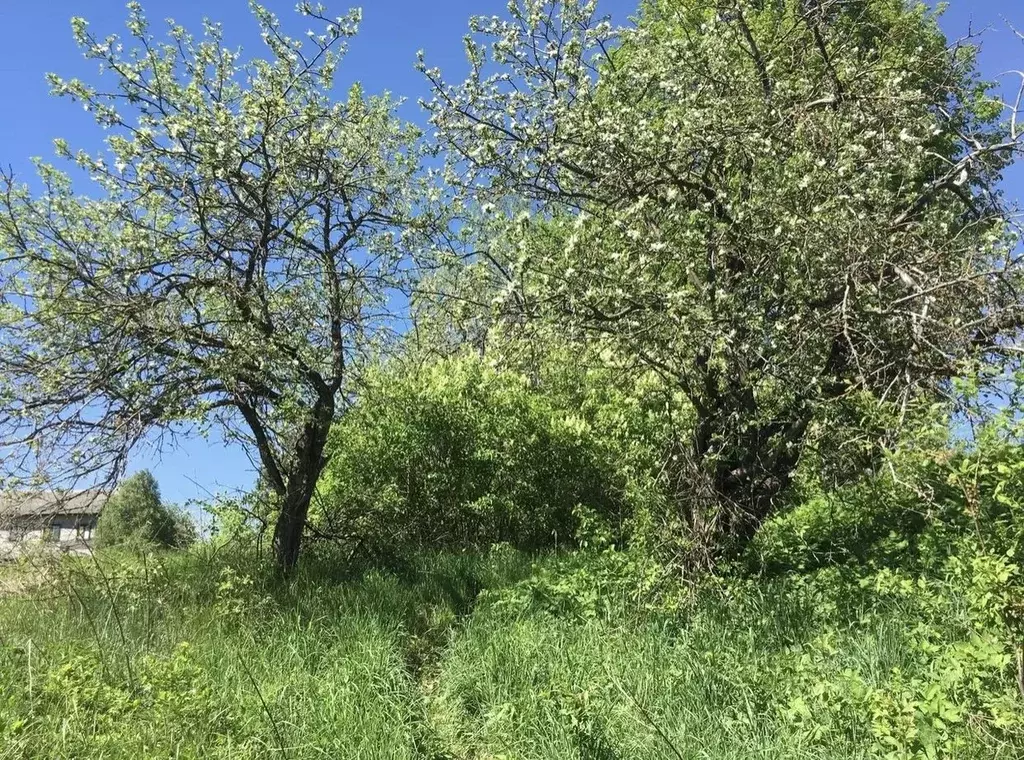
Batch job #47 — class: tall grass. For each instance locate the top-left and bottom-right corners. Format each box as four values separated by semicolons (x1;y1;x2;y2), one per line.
0;546;1020;759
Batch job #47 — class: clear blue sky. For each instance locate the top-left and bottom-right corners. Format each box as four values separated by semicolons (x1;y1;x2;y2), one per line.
0;0;1021;506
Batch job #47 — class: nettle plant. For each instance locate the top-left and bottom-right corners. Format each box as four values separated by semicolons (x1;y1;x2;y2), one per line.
424;0;1024;562
0;3;439;571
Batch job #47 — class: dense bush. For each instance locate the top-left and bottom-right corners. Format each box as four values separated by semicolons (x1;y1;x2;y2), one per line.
752;411;1024;573
96;470;193;549
316;355;636;554
738;407;1024;745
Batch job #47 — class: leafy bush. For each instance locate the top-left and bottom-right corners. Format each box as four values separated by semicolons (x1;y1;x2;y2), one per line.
753;396;1024;573
748;478;941;574
745;404;1024;754
169;507;199;548
317;355;632;555
96;470;182;548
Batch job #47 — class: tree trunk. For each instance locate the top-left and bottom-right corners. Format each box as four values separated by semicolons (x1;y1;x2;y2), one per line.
273;481;315;575
272;397;334;575
673;415;806;568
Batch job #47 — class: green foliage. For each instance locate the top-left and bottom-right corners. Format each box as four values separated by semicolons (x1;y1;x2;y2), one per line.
753;402;1024;573
740;399;1024;758
96;471;178;548
0;546;534;759
748;468;956;575
0;1;437;571
425;0;1024;559
2;0;1024;752
169;507;199;549
432;553;1024;759
2;537;1024;758
35;643;230;756
318;354;628;553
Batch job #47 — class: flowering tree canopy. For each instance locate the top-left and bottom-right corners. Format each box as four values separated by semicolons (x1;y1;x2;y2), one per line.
0;2;434;571
424;0;1024;559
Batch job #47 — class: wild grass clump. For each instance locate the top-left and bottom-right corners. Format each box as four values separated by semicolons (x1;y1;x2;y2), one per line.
4;419;1024;759
0;545;538;759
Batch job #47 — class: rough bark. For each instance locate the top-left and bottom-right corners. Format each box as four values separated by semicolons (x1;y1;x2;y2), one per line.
271;394;335;575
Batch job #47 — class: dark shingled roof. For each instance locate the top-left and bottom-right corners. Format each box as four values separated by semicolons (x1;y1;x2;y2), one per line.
0;490;106;520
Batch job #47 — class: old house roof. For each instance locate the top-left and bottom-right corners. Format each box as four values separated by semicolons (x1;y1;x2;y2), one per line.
0;490;106;521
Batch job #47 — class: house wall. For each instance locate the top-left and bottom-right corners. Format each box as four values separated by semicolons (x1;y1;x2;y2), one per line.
0;515;99;556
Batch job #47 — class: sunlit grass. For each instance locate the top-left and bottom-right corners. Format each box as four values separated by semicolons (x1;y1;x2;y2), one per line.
0;547;1020;759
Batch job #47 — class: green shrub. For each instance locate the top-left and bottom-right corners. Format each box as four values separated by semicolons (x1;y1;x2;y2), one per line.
96;470;180;548
169;507;199;548
317;355;640;554
753;407;1024;574
745;407;1024;757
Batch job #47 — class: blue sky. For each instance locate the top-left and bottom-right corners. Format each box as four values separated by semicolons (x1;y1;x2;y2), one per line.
0;0;1021;506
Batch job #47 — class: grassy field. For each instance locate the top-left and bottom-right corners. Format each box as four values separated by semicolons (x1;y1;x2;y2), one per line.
0;545;1021;759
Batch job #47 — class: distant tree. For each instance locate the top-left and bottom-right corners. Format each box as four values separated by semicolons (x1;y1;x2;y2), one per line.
425;0;1024;563
96;470;176;548
0;3;437;572
169;507;200;548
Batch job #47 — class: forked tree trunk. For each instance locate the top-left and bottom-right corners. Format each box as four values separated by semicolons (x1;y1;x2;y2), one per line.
672;408;808;568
